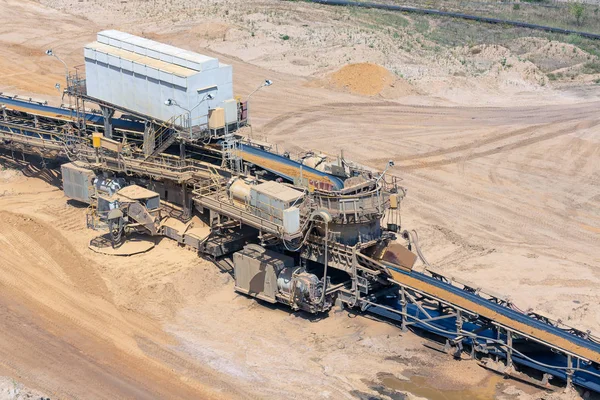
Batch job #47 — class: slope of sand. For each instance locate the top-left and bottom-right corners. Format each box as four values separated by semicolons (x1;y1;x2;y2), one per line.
0;161;514;399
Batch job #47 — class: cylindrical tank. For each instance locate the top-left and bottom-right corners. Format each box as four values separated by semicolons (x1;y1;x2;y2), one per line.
228;177;253;203
277;266;298;294
277;267;321;298
93;176;126;196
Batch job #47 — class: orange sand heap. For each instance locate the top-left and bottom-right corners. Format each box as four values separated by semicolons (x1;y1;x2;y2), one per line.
329;63;395;96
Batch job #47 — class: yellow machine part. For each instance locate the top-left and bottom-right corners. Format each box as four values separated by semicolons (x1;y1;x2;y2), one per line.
92;132;102;148
389;193;399;209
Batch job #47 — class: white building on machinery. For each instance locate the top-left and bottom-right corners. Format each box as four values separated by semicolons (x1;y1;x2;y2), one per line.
84;30;238;130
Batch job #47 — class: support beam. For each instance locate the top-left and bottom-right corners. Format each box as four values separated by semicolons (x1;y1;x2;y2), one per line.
404;312;458;327
182;182;190;220
400;287;408;332
100;106;115;139
506;328;514;372
566;354;573;388
143;122;155;157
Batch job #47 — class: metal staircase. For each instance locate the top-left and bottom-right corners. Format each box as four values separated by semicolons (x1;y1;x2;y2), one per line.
145;115;183;159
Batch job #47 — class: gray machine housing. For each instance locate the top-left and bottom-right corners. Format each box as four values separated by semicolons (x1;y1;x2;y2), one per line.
233;245;327;313
233;245;294;304
61;162;96;203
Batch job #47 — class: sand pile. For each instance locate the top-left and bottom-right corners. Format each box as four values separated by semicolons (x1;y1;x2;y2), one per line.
329;63;397;96
0;168;22;182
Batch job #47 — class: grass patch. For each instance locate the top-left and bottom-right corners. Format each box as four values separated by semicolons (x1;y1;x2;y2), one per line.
424;17;534;48
557;33;600;58
547;72;564;80
582;60;600;74
413;16;430;34
375;0;600;34
359;8;409;30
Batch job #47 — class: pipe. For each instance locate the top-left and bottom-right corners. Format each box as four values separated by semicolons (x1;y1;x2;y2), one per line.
305;0;600;40
320;221;329;306
403;229;430;267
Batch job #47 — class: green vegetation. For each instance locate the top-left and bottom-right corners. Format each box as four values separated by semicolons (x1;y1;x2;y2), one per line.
547;72;564;81
582;60;600;74
280;34;290;40
570;2;585;26
359;8;409;29
381;0;600;35
352;6;600;57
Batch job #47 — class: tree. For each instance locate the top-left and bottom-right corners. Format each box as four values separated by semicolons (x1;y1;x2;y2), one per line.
570;1;585;26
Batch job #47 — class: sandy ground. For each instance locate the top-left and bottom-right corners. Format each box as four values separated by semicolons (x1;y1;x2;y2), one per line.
1;0;600;399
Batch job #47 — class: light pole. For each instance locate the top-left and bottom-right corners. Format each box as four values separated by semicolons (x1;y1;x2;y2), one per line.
165;94;214;160
376;160;395;184
164;93;214;139
246;79;272;126
45;49;69;88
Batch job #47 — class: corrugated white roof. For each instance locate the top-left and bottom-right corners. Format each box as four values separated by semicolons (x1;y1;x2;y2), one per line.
86;41;197;77
99;30;134;41
96;30;218;71
177;49;217;64
125;35;154;47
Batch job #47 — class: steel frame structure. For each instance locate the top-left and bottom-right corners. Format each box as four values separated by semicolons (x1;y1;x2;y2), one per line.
2;92;600;395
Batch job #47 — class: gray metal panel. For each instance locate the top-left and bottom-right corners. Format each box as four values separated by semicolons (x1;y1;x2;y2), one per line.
121;41;135;52
107;53;120;67
132;61;145;75
146;66;159;80
121;58;134;72
233;247;293;303
108;64;122;107
61;163;95;203
146;75;160;121
146;45;161;60
121;69;135;110
216;63;233;85
159;82;175;122
95;51;108;64
84;59;98;98
83;47;95;61
250;188;285;225
159;70;173;85
172;75;187;89
108;37;122;48
133;72;148;117
97;32;110;45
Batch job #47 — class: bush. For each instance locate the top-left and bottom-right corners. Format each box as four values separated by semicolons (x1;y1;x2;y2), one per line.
513;3;520;11
280;34;290;41
583;61;600;74
570;2;585;26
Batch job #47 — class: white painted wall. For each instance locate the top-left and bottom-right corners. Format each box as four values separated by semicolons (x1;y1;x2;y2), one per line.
84;31;234;126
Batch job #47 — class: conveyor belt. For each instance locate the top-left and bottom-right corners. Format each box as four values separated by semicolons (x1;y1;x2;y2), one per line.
386;267;600;364
239;143;344;190
4;99;600;392
0;95;144;132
